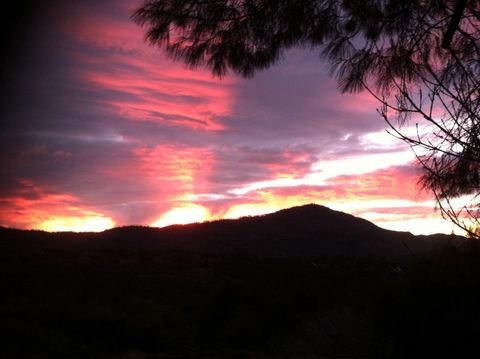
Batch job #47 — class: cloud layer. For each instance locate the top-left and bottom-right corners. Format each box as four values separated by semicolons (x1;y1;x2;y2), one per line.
0;0;456;235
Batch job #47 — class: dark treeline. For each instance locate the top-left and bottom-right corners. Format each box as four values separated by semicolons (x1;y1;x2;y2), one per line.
2;239;480;358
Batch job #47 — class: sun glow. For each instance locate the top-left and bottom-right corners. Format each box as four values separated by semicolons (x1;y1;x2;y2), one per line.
224;191;319;219
39;216;115;232
371;216;463;236
151;204;210;228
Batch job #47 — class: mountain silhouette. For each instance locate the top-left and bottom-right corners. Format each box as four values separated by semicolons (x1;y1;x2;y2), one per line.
0;204;460;258
1;205;478;359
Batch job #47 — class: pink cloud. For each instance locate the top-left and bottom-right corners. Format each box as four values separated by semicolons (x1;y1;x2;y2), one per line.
61;0;145;52
81;60;231;130
264;148;318;179
64;1;236;131
326;165;427;201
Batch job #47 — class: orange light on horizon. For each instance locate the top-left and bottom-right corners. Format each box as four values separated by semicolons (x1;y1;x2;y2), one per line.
150;204;211;228
359;211;463;236
224;191;319;219
38;215;115;232
0;180;116;232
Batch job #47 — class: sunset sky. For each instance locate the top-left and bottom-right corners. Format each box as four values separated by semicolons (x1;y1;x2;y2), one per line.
0;0;462;235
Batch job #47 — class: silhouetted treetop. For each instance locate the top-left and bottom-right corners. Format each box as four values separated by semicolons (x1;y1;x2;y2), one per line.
133;1;478;89
133;0;331;77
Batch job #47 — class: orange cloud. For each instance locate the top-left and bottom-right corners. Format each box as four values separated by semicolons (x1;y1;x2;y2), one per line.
134;144;215;192
225;164;427;208
327;165;425;201
128;144;216;224
203;164;447;235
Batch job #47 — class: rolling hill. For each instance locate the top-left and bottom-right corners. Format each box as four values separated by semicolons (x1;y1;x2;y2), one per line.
0;204;460;258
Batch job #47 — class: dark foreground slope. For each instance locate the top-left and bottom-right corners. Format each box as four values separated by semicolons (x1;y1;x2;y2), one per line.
1;205;479;358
